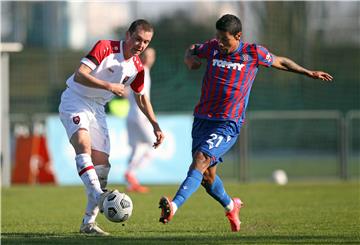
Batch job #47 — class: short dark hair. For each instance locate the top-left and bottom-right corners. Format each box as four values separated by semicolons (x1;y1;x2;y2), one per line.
216;14;242;35
128;19;154;34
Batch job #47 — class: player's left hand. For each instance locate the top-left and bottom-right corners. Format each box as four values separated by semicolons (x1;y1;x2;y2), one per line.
153;128;165;149
309;71;333;82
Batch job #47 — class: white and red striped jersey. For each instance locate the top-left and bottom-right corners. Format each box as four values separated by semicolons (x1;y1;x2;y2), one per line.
66;40;145;105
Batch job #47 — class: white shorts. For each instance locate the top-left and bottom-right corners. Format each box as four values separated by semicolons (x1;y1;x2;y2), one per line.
58;88;110;154
126;117;153;148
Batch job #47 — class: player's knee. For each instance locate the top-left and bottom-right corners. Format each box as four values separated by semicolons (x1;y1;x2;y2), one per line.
92;150;110;165
201;169;215;187
192;151;211;172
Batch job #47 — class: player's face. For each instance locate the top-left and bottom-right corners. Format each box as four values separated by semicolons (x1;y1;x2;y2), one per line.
126;27;153;56
216;30;241;55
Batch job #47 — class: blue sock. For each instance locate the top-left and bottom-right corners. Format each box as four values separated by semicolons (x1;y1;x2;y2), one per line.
204;175;231;207
172;169;203;208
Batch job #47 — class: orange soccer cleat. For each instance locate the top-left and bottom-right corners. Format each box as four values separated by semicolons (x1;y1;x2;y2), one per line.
125;171;149;193
126;185;149;193
158;196;174;224
225;198;244;232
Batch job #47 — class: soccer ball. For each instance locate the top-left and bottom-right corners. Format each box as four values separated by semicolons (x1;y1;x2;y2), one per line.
272;169;288;185
102;190;133;222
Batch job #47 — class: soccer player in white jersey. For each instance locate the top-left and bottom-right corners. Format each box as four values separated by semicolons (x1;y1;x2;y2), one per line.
58;19;164;236
125;47;156;193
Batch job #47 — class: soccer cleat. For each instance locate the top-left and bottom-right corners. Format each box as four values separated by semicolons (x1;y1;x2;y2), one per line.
79;222;110;236
225;198;244;232
97;189;117;213
126;185;149;193
158;196;173;224
125;171;140;186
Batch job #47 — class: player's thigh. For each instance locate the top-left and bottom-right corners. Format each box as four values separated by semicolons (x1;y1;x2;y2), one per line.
192;118;240;166
89;112;110;163
59;94;93;154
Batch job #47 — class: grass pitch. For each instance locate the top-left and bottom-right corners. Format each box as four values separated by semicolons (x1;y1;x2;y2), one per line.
2;182;359;244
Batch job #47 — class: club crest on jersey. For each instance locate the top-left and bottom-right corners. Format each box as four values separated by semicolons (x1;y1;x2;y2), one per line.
241;54;249;62
122;76;130;84
265;53;272;63
73;115;80;125
212;59;245;71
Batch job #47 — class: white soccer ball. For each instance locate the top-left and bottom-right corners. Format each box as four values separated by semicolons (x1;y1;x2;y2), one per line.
103;190;133;223
272;169;288;185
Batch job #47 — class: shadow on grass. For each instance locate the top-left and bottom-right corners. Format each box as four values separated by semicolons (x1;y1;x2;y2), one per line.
1;233;359;244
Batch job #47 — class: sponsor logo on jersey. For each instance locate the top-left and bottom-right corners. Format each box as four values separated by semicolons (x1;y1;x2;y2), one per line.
72;115;80;125
212;59;245;71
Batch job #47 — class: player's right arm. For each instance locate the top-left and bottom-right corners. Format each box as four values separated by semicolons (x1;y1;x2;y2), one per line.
184;44;202;70
74;64;125;96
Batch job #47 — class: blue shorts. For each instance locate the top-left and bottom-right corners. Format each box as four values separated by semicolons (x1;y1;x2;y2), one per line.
191;118;241;166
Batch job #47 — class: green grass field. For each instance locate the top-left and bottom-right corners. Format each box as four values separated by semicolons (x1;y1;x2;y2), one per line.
2;182;359;244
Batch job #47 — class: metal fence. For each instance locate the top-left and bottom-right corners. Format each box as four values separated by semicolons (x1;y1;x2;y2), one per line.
5;110;360;185
220;110;359;182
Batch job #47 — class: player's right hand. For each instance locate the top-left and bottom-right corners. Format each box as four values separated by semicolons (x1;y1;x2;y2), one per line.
109;83;125;96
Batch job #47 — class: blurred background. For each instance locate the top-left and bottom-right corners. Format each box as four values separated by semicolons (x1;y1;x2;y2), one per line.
1;1;359;186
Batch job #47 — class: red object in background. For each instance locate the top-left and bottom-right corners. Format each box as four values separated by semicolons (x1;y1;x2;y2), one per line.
11;134;57;184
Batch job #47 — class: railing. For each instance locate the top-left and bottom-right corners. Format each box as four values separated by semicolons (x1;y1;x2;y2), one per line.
238;110;359;181
3;110;360;185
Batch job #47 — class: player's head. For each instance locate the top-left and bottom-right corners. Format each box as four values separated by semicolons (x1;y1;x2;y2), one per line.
140;47;156;69
215;14;242;54
125;19;154;56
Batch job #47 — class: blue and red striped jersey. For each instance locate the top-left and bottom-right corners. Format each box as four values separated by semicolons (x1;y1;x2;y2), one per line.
194;39;274;124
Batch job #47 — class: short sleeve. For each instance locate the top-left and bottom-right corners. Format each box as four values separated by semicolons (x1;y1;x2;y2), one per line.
130;70;145;95
81;40;112;70
195;39;215;59
257;45;274;67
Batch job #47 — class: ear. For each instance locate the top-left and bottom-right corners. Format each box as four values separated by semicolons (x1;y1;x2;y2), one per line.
235;32;242;41
125;31;130;40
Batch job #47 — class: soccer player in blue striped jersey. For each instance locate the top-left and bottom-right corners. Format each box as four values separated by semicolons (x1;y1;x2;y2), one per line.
159;14;333;231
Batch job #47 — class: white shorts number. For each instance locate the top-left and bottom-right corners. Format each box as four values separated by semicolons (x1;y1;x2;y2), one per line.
206;133;224;150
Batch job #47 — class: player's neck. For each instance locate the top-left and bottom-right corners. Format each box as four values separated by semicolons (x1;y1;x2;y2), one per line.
122;41;132;60
229;41;241;54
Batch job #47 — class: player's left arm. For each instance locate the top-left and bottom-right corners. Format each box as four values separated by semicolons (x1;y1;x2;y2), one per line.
272;56;333;82
134;93;164;148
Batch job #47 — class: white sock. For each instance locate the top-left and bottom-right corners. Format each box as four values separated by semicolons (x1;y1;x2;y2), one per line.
83;192;99;224
76;154;103;200
171;201;178;214
225;199;234;212
81;164;111;224
94;164;111;190
76;153;103;224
